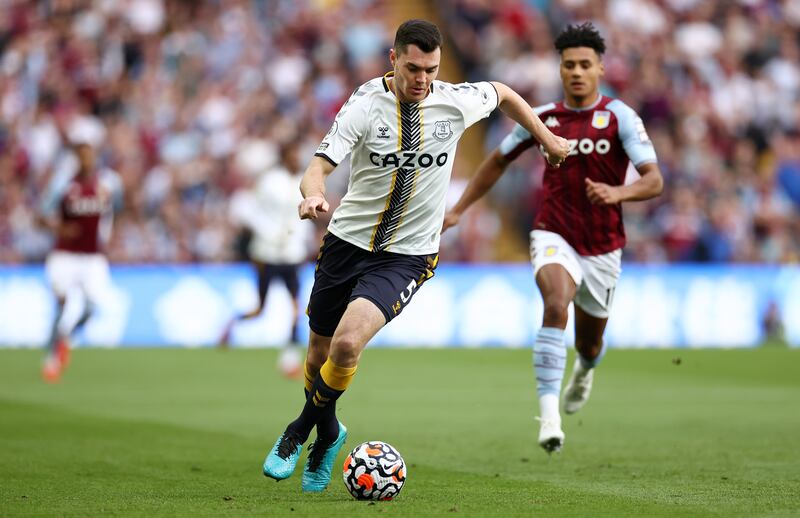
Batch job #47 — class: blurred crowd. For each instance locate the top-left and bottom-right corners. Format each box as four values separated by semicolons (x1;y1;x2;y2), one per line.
0;0;390;263
439;0;800;263
1;0;799;265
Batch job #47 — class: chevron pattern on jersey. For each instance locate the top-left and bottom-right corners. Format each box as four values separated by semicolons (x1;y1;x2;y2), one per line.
370;101;422;252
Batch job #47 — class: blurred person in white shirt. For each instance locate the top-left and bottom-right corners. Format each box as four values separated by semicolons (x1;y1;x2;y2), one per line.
222;139;315;378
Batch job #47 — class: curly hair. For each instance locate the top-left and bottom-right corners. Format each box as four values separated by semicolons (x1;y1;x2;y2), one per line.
554;22;606;56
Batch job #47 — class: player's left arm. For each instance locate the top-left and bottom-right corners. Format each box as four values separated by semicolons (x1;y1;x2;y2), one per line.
586;102;664;205
585;162;663;205
490;82;569;167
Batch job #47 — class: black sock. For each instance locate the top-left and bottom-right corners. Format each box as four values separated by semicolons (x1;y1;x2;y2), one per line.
47;305;65;353
288;375;343;443
72;303;94;334
290;322;301;344
304;388;339;443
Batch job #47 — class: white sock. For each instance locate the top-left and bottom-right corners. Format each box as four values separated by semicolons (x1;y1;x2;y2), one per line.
539;394;560;422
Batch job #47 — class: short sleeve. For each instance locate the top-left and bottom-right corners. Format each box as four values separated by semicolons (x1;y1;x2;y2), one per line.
453;81;499;129
39;164;74;216
99;168;124;212
315;90;369;167
608;100;657;167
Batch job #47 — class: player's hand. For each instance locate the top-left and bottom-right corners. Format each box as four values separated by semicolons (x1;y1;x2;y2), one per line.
543;135;569;168
58;222;81;239
298;195;329;220
585;178;623;205
441;211;461;234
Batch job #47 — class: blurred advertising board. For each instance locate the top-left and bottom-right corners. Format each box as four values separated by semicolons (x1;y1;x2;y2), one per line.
0;264;796;348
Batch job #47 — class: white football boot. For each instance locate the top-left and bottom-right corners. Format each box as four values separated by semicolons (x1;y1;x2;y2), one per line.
563;359;594;415
537;416;565;453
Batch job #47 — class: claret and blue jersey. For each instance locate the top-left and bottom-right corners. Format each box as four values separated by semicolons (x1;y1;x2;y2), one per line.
499;95;658;256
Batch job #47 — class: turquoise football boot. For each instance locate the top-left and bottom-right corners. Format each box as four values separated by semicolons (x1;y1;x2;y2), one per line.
263;431;303;480
301;422;348;492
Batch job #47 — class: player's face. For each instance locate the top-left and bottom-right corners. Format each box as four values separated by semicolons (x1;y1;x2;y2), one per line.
390;44;440;103
560;47;604;102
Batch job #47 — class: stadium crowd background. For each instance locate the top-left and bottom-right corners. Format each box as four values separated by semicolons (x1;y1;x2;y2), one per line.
1;0;799;265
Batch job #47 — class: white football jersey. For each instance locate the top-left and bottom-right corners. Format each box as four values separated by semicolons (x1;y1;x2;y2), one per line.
230;166;314;264
316;73;499;255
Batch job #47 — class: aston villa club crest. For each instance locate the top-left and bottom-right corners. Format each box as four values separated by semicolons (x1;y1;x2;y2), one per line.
432;120;453;142
591;111;610;129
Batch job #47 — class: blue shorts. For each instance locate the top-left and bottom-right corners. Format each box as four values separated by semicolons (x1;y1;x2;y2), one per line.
306;233;438;337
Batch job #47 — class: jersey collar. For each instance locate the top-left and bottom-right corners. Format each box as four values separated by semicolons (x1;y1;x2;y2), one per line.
563;94;603;112
382;71;434;101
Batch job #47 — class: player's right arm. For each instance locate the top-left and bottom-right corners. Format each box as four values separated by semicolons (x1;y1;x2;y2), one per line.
37;166;69;235
299;83;370;220
298;156;335;220
442;149;511;233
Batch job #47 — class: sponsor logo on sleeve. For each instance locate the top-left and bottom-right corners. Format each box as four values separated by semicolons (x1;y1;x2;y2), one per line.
326;121;338;137
634;117;651;143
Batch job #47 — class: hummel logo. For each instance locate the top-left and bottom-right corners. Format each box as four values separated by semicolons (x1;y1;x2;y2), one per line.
377;125;390;139
545;116;560;128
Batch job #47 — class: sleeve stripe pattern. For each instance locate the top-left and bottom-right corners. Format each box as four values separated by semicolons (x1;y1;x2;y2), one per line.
369;100;422;252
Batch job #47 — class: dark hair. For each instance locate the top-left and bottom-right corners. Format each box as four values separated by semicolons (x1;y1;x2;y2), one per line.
394;19;442;54
554;22;606;56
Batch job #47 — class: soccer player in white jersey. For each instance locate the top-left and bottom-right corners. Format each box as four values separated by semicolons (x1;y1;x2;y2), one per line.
443;23;664;453
221;140;314;377
262;19;569;492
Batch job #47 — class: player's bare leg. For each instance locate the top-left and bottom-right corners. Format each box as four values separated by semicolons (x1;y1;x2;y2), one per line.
533;264;576;453
277;291;303;379
42;296;67;383
218;262;268;347
563;306;607;414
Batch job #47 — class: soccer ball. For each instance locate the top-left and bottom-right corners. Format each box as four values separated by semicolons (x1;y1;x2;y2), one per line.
342;441;406;500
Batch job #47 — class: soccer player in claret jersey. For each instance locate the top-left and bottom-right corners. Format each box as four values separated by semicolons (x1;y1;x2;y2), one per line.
39;142;121;383
262;19;569;492
443;22;664;454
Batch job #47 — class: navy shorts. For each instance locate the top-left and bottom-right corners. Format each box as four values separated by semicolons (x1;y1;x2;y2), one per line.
307;233;438;337
252;262;300;303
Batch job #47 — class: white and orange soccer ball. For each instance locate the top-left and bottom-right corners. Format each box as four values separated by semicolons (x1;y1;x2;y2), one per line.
342;441;406;501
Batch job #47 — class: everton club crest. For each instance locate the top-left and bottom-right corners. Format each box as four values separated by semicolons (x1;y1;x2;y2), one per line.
433;120;453;142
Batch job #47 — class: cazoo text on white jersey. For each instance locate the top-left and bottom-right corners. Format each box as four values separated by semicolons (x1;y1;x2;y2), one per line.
316;72;498;255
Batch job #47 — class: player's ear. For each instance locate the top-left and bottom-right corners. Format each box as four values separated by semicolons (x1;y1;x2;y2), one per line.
597;57;605;77
390;48;397;68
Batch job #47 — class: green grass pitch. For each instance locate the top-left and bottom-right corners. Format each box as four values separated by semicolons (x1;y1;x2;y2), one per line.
1;347;799;517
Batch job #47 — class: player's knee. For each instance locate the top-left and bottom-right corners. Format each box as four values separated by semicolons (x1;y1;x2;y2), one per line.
542;300;570;326
329;332;363;367
575;337;602;359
